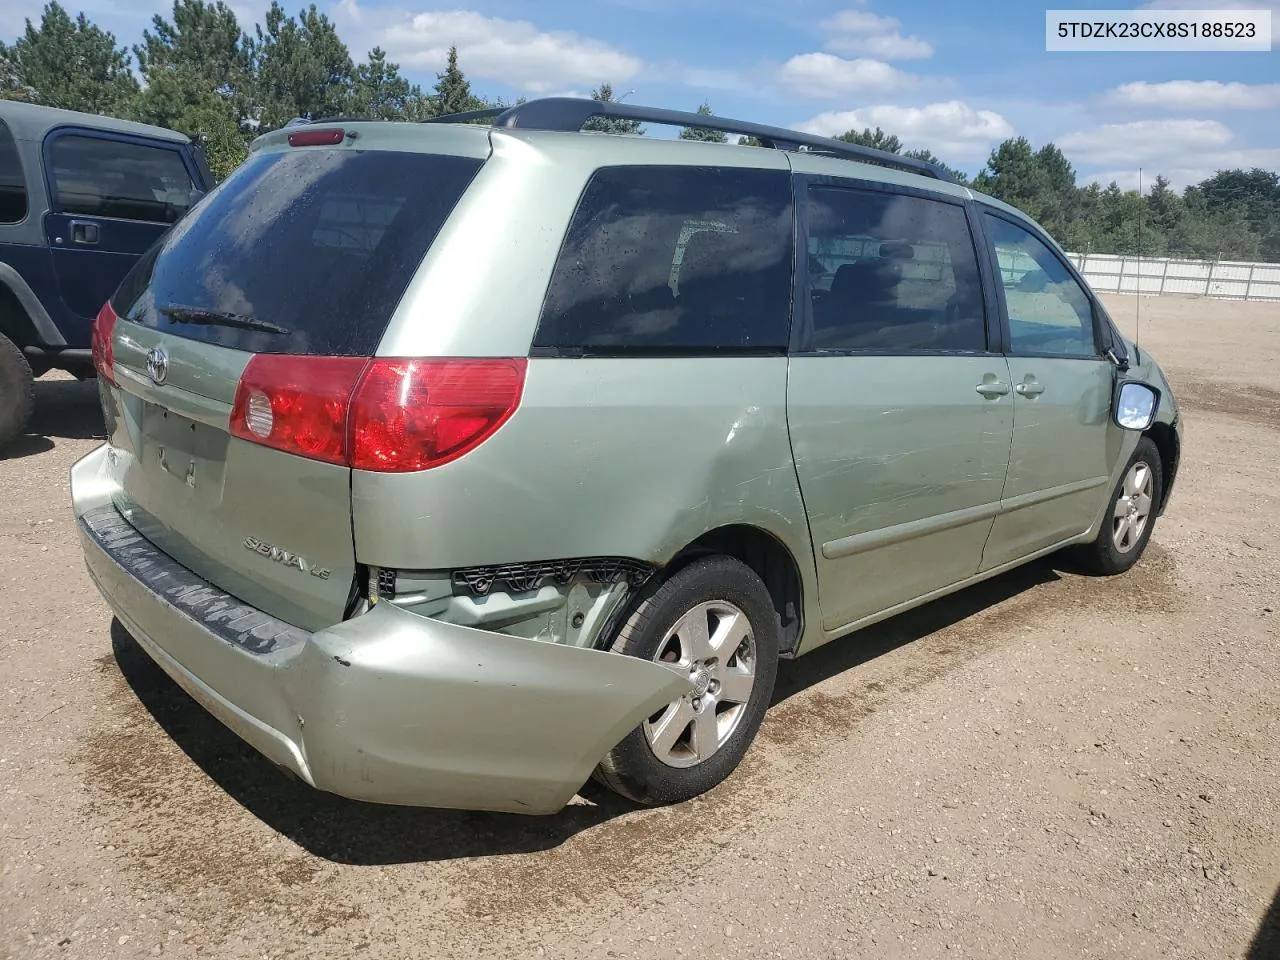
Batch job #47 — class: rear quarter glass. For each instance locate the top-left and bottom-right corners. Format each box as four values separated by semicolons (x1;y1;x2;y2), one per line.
533;165;795;353
111;148;484;356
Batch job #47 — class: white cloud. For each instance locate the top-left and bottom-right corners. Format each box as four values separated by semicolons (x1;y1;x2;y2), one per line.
1059;118;1280;189
821;8;934;60
1058;119;1233;166
332;0;643;93
1106;80;1280;110
777;53;923;97
795;100;1013;162
1086;149;1280;191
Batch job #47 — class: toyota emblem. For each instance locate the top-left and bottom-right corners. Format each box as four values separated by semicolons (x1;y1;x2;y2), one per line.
146;346;169;385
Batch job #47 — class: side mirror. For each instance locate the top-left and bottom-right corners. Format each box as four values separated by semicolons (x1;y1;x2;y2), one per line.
1114;380;1159;431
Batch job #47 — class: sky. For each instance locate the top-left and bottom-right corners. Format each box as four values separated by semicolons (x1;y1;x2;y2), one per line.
4;0;1279;188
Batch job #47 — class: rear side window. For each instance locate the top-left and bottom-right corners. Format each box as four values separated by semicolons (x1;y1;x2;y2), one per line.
49;134;196;223
534;165;794;353
803;186;986;352
0;121;26;223
113;149;483;356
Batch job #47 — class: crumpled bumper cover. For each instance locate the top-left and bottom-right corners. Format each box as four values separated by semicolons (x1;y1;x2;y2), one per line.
71;444;690;815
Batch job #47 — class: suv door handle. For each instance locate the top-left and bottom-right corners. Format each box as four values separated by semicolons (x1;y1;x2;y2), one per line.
1015;380;1045;397
71;220;100;245
975;380;1010;398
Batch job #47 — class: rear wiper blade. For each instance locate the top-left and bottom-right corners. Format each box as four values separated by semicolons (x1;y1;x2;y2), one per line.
159;304;289;335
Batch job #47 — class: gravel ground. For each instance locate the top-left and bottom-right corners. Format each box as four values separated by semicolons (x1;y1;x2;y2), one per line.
1;293;1277;960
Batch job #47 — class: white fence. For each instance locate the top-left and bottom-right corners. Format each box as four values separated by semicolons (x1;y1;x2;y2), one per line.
1064;252;1280;302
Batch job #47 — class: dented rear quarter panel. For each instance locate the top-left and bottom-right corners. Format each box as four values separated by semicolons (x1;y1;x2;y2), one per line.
351;355;823;650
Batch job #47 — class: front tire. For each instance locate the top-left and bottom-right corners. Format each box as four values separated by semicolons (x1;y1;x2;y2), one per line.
0;333;35;451
593;556;780;806
1076;436;1163;576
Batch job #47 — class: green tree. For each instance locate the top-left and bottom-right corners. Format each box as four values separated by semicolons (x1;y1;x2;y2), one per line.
132;0;252;180
902;147;969;185
250;2;355;130
433;45;485;116
135;0;251;99
351;46;429;120
583;83;643;135
1145;174;1182;235
973;138;1040;209
836;126;902;154
1030;143;1077;240
1196;167;1280;260
678;101;727;143
0;1;138;114
737;135;764;147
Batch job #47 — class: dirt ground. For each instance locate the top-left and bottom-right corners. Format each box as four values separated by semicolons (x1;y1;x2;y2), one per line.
1;292;1277;960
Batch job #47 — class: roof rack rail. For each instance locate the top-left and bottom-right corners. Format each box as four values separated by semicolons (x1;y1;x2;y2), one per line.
421;107;507;124
427;97;954;183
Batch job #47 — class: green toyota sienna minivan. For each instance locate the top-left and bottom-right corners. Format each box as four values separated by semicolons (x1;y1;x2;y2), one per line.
71;99;1181;815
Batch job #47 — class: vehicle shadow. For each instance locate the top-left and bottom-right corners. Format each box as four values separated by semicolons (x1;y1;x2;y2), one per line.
771;559;1058;708
1249;885;1280;960
4;377;104;460
107;557;1062;866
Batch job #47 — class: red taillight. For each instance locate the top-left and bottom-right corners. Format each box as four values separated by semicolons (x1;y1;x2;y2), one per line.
349;359;527;472
229;356;366;465
91;302;118;384
287;128;345;147
228;356;526;472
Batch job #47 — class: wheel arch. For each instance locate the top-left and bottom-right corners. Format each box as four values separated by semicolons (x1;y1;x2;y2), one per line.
662;524;806;657
1143;421;1179;515
0;261;63;348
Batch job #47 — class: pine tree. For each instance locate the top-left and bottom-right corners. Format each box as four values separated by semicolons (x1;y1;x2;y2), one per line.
836;126;902;154
434;45;480;116
0;1;138;114
678;101;727;142
583;83;643;135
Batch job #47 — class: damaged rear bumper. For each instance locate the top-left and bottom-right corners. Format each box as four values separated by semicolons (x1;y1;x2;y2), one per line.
71;445;688;815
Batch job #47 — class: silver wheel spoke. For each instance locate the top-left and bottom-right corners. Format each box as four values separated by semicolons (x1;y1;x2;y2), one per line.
1135;492;1153;516
718;667;754;705
690;707;720;760
1127;465;1147;497
675;604;713;661
1114;497;1131;519
708;608;750;660
648;699;695;758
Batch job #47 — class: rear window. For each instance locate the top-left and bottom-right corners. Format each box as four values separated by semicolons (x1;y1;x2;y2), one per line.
533;165;794;353
113;148;483;356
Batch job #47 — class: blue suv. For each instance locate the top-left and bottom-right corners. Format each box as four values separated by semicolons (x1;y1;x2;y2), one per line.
0;100;213;448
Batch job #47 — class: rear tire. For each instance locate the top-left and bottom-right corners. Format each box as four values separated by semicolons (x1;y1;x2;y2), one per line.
0;333;35;451
593;556;779;806
1075;436;1163;576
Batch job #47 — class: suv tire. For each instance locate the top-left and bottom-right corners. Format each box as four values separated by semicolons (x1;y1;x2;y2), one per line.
594;556;780;805
1075;437;1163;576
0;333;34;450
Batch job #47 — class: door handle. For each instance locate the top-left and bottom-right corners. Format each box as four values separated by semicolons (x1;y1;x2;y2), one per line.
70;220;100;245
1015;380;1045;397
975;381;1010;398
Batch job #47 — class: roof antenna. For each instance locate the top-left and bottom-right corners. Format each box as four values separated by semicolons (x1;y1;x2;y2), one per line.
1135;166;1142;351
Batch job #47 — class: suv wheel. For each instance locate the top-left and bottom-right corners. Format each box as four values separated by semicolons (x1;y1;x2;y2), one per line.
0;333;35;450
594;556;779;805
1075;437;1163;576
